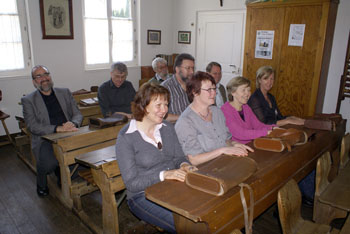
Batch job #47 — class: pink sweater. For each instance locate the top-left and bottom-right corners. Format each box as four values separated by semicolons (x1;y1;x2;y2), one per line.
221;102;273;144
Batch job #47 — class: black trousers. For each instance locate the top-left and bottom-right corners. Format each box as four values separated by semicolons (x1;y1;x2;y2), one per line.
36;140;59;188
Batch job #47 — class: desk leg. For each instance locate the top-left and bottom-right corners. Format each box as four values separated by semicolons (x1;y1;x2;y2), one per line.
52;144;73;209
1;118;14;146
92;168;120;234
173;213;209;234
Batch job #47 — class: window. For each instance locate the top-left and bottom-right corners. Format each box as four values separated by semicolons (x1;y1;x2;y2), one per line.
0;0;31;77
83;0;136;69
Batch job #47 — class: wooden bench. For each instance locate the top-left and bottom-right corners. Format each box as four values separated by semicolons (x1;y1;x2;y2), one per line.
76;145;126;234
42;124;127;233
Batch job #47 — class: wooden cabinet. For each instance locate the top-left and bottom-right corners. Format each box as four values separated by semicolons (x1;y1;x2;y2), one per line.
243;0;338;117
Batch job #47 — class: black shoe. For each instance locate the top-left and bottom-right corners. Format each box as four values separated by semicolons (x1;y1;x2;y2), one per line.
302;196;314;208
37;186;49;197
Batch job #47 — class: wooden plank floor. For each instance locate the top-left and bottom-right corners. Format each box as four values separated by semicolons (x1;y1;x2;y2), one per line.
0;144;343;234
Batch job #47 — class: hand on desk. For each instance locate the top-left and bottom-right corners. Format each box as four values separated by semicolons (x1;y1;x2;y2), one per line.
180;163;198;173
222;142;254;157
57;121;78;132
164;169;187;182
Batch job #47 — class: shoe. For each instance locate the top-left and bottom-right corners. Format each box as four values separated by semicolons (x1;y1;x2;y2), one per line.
302;196;314;208
37;186;49;197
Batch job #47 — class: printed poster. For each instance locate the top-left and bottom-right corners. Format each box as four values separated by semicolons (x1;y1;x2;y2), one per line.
255;30;274;59
288;24;305;47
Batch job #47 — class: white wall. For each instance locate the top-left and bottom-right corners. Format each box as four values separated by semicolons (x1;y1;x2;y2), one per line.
323;0;350;133
172;0;246;55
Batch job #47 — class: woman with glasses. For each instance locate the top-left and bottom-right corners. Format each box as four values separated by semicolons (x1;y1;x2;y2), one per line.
175;71;253;166
115;83;194;233
221;76;275;144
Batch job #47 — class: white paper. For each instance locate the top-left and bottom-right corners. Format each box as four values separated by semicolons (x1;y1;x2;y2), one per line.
255;30;274;60
288;24;305;47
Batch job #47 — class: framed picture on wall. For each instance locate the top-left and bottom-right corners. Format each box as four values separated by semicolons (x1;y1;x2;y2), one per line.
147;30;161;45
39;0;74;39
178;31;191;44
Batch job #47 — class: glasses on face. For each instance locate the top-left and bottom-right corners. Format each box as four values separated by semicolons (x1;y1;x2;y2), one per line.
180;66;195;71
34;72;50;80
201;88;216;93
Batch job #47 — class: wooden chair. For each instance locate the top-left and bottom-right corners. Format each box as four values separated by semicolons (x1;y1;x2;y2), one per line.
277;179;339;234
313;152;347;224
340;133;350;170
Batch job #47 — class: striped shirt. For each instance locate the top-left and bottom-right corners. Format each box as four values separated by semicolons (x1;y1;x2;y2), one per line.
161;75;190;115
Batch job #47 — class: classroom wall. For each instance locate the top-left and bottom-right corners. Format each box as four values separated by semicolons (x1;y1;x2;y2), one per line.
1;0;349;135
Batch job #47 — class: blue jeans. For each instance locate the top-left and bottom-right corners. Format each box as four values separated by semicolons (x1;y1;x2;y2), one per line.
298;169;316;200
127;192;176;233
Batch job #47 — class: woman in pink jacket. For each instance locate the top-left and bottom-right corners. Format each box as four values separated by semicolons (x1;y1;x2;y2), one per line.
221;76;275;144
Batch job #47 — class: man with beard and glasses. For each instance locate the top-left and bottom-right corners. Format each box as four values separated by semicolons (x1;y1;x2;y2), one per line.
161;53;195;122
21;65;82;197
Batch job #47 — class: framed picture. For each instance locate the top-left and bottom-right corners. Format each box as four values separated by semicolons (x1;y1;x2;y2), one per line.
147;30;161;45
178;31;191;44
39;0;74;39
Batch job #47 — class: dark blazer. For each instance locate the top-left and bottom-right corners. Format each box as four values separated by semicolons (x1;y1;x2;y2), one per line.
247;88;285;125
21;88;83;157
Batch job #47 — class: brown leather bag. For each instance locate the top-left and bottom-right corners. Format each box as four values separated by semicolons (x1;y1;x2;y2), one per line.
185;155;258;196
89;113;128;129
304;113;342;131
253;128;308;152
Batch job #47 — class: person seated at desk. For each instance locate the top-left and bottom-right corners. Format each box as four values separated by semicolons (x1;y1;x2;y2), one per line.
98;62;136;118
21;65;83;197
116;83;194;233
161;53;195;122
248;66;304;126
206;61;227;108
147;57;169;84
221;76;274;144
175;71;253;166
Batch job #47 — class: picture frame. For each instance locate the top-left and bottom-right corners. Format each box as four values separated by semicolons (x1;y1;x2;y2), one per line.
39;0;74;39
178;31;191;44
147;30;161;45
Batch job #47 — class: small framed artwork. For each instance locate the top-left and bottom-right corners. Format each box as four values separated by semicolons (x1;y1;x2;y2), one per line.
147;30;161;45
39;0;74;39
178;31;191;44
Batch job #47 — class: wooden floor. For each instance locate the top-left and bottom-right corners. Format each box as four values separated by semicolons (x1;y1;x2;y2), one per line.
0;144;343;234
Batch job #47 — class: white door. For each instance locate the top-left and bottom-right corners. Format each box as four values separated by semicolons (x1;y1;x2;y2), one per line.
196;10;245;88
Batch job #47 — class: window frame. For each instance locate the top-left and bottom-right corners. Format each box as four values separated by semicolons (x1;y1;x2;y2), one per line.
0;0;32;78
82;0;138;70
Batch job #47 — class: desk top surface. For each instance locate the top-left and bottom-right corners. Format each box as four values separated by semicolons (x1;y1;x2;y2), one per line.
75;145;116;169
145;124;345;230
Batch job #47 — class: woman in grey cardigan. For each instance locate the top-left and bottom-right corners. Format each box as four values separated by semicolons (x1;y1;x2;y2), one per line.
116;83;194;233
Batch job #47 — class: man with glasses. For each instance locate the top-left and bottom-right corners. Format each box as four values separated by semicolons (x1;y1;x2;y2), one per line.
161;53;195;122
21;65;83;197
98;62;136;118
206;62;227;108
147;57;170;85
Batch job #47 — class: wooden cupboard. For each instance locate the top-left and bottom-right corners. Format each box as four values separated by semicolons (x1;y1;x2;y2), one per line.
243;0;338;117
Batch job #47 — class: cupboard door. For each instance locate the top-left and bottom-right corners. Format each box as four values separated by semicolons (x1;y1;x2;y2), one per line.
276;5;323;117
243;6;284;91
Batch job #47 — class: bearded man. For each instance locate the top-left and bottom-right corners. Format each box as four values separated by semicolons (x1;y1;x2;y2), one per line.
21;65;82;197
161;53;195;122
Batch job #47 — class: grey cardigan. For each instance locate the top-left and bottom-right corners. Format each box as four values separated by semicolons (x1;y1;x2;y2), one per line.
115;120;189;198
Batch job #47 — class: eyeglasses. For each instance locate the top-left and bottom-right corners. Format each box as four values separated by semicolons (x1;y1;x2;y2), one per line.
180;66;195;71
201;88;216;93
34;72;50;80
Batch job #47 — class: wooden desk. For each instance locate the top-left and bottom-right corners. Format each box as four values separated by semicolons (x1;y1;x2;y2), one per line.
145;124;345;233
73;91;102;126
43;124;126;210
76;146;125;234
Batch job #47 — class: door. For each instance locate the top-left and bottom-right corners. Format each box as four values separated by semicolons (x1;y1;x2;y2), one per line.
196;10;245;88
